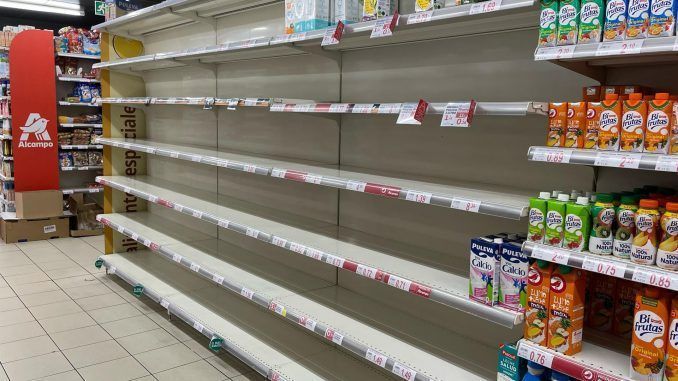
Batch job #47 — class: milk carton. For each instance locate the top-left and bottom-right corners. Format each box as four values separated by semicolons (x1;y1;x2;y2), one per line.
499;240;528;312
626;0;651;38
603;0;629;41
335;0;363;24
648;0;677;37
285;0;331;34
469;236;502;306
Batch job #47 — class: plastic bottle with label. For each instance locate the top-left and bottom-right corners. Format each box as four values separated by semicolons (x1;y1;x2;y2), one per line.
613;195;639;259
528;192;551;243
522;361;546;381
631;199;661;265
546;194;570;247
657;202;678;270
589;193;616;255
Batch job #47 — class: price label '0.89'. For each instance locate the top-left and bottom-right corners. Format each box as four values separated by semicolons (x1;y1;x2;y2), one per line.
531;148;572;164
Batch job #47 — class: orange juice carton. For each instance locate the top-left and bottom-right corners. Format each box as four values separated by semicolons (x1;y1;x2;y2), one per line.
630;287;669;380
645;93;673;153
525;260;554;346
539;0;559;47
586;101;603;148
649;0;677;37
588;274;617;332
671;103;678;154
598;94;622;150
548;265;586;355
584;85;602;101
558;0;581;45
603;0;629;41
566;102;587;148
469;236;502;306
579;0;605;43
614;279;642;338
548;102;568;147
665;297;678;381
602;85;622;96
621;93;648;152
623;85;645;95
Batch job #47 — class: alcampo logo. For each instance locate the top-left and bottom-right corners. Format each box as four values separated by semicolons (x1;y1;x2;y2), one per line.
18;113;54;148
550;274;566;293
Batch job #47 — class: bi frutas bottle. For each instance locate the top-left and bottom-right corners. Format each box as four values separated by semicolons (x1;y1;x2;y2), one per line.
528;192;551;243
657;202;678;270
564;196;591;251
631;199;661;265
589;193;616;255
613;195;639;259
630;287;669;381
546;194;570;247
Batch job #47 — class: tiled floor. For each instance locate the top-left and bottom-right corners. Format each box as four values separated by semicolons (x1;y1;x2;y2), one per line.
0;237;264;381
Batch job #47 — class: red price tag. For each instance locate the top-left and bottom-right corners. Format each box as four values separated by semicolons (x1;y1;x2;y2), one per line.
321;21;344;46
407;11;433;24
370;12;399;38
517;342;554;368
441;101;476;127
582;257;627;279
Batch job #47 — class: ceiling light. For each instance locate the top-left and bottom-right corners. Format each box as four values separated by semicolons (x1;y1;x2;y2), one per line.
0;0;84;16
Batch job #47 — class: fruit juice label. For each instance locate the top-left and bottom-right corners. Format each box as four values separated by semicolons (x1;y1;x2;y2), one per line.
604;0;629;40
546;198;567;247
630;291;669;380
362;0;397;21
613;203;638;259
614;280;642;338
564;201;591;251
579;0;605;43
590;201;615;254
665;298;678;381
622;97;648;152
649;0;676;37
565;102;587;148
528;197;549;243
671;103;678;155
588;274;616;332
525;261;553;346
631;208;660;264
499;242;528;312
548;103;568;147
585;102;602;149
415;0;443;12
645;98;672;154
548;266;585;355
627;0;651;38
657;210;678;270
558;0;581;45
539;0;560;47
598;98;622;150
469;237;501;306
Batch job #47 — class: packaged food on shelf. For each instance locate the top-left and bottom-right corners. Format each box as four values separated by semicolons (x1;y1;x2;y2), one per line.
499;239;528;312
630;287;669;380
666;297;678;381
415;0;444;12
284;0;331;34
72;151;89;167
547;265;585;355
631;198;661;265
613;195;639;259
589;193;616;255
626;0;651;38
598;94;623;150
528;192;551;243
565;102;587;148
335;0;363;24
648;0;676;37
469;236;502;305
657;202;678;270
645;93;672;153
525;260;554;346
671;103;678;154
614;280;642;338
497;343;525;381
578;0;605;43
621;93;648;152
59;152;74;167
88;151;103;166
548;102;568;147
546;194;570;247
564;196;591;251
603;0;629;41
585;100;602;148
539;0;560;47
558;0;581;44
588;273;616;332
362;0;398;21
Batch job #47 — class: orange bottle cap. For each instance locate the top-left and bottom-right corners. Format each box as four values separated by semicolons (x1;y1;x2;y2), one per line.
667;202;678;212
655;93;670;100
604;94;619;101
629;93;643;100
639;199;659;209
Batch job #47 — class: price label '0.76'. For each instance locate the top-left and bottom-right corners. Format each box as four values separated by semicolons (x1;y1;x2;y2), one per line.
517;343;554;368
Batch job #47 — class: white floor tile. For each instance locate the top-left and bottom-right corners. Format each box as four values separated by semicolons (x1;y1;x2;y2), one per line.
0;335;59;363
50;325;112;350
0;296;26;312
62;339;129;369
2;351;73;381
101;315;159;339
0;321;46;344
29;300;84;320
154;360;226;381
39;311;97;334
11;280;60;296
115;328;179;355
134;343;201;374
0;308;34;327
78;356;150;381
19;289;71;307
89;303;142;324
53;274;101;290
40;370;85;380
75;292;127;311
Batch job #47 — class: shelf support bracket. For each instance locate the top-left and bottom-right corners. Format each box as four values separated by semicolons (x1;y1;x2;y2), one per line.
172;58;217;73
164;8;217;28
289;44;341;62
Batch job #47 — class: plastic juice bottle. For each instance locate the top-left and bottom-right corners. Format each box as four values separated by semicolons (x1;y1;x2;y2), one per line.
614;279;642;338
579;0;605;43
548;265;586;355
522;362;546;381
564;196;591;251
598;94;623;150
589;193;616;255
665;297;678;381
657;202;678;270
588;274;616;332
613;195;639;259
528;192;551;243
645;93;673;153
546;194;570;247
548;103;568;147
558;0;581;44
539;0;559;47
525;260;553;346
622;93;648;152
630;287;669;381
631;199;661;265
626;0;651;38
566;102;587;148
603;0;629;41
586;101;602;148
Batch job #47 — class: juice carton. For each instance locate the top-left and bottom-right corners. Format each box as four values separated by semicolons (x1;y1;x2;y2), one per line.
665;298;678;381
499;241;528;312
657;202;678;270
622;93;648;152
285;0;331;34
558;0;581;45
415;0;443;12
548;102;568;146
602;85;622;95
579;0;605;43
645;93;673;153
546;194;570;247
525;260;554;346
603;0;629;41
497;343;525;381
335;0;363;24
362;0;397;21
613;195;638;259
627;0;651;38
630;287;669;380
469;236;502;306
586;101;602;148
614;279;642;338
539;0;560;46
528;192;551;243
598;94;622;150
588;274;617;332
589;193;616;255
548;265;586;355
564;196;591;251
565;102;587;148
631;199;661;265
671;103;678;154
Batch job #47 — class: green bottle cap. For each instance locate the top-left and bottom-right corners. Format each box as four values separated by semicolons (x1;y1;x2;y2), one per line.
596;193;614;203
620;195;637;205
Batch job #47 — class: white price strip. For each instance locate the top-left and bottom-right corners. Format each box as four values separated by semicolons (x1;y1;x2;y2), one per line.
441;102;475;127
594;152;640;169
212;275;224;285
582;257;627;278
370;13;398;38
329;103;350;113
352;104;374;113
356;264;379;279
304;174;322;184
632;269;678;291
531;245;570;265
190;263;200;273
470;0;502;14
451;198;481;213
293;104;313;112
305;248;324;261
392;363;417;381
160;299;170;309
405;190;432;204
407;10;433;24
193;321;204;333
346;180;366;192
534;45;575;61
365;348;388;368
290;242;306;254
387;275;412;292
240;287;254;300
298;316;317;331
531;148;572;163
517;343;554;368
272;236;288;247
596;40;644;56
655;156;678;172
270;103;285;112
325;254;345;267
324;328;344;345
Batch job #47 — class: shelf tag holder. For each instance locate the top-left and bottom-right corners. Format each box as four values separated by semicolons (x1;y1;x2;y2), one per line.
396;99;428;125
203;98;215;110
94;259;103;269
132;284;144;297
441;101;476;127
370;12;399;39
226;98;239;110
470;0;503;14
209;336;223;352
322;21;344;46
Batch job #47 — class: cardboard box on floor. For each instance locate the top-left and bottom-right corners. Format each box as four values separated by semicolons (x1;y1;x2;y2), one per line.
15;190;63;219
68;193;103;237
0;216;69;243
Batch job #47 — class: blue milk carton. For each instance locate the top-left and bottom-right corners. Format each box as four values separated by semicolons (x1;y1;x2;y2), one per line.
649;0;677;36
626;0;651;38
497;343;525;381
499;240;529;312
603;0;629;40
469;236;503;306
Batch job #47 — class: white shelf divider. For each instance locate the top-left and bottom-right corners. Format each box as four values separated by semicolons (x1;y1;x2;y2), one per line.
61;166;103;171
56;52;100;60
57;76;100;83
59;123;103;128
528;146;678;173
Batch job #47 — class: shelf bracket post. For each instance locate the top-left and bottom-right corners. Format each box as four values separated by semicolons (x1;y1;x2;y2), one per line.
165;8;217;29
171;58;217;73
290;44;341;62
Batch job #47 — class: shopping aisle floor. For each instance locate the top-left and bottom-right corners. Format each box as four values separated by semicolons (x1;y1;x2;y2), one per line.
0;237;264;381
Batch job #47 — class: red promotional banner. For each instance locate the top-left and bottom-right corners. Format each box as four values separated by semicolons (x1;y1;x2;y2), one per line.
10;30;59;191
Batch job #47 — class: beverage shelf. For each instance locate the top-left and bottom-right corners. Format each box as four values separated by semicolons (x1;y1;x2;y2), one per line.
517;339;630;381
97;138;531;219
528;147;678;173
96;175;523;327
60;144;103;150
56;52;100;60
62;186;104;195
61;166;103;171
98;212;489;380
57;76;100;83
59;123;102;128
523;242;678;292
58;101;100;107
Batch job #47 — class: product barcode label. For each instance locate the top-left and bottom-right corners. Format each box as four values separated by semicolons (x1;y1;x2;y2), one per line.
169;152;179;158
392;363;417;381
305;174;322;184
451;198;481;213
407;10;433;24
596;40;644;56
270;103;285;112
632;269;678;291
531;148;572;163
387;275;412;292
325;254;345;268
470;0;502;14
218;220;229;229
582;257;627;279
293;104;313;112
298;316;317;331
321;21;344;46
246;228;259;238
290;243;306;254
240;287;254;300
305;248;324;261
193;322;204;333
655;156;678;172
243;165;257;173
517;343;554;368
329;104;350;113
365;348;388;368
356;264;378;279
148;195;159;203
534;45;575;60
190;263;200;272
271;168;286;178
272;236;288;247
346;180;367;192
174;204;184;213
405;190;432;204
594;152;640;169
212;275;224;285
324;328;344;345
440;102;475;127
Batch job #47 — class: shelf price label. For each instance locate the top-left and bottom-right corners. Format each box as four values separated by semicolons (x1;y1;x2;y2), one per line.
530;147;572;163
370;12;399;39
365;348;388;368
298;316;317;331
346;180;367;192
387;275;412;292
329;103;350;113
240;287;254;300
407;10;433;25
322;21;344;46
517;343;554;368
405;190;432;204
270;103;285;112
441;101;476;127
534;45;575;61
655;156;678;172
356;264;379;279
632;269;678;291
531;245;570;265
451;197;481;213
392;363;417;381
212;274;224;285
594;152;640;169
582;257;627;279
325;254;345;268
470;0;502;14
397;100;429;125
596;40;644;56
324;328;344;345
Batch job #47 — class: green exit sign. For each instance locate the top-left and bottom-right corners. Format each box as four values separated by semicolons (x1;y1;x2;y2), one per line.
94;0;106;16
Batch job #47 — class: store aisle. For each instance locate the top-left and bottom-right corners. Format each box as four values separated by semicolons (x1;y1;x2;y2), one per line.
0;237;262;381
